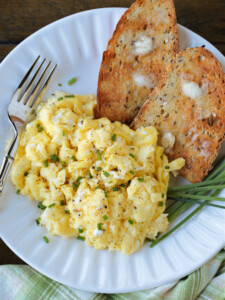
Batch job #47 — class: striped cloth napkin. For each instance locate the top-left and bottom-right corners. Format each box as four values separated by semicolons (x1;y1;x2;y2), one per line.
0;249;224;300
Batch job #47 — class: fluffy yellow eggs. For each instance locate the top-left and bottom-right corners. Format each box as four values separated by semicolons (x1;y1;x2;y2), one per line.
11;92;184;254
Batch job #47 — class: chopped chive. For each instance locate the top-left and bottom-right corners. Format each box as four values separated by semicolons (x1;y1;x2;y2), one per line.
97;223;103;230
138;178;144;182
78;228;83;233
113;187;119;191
31;109;35;114
24;172;29;176
158;201;164;207
104;191;108;198
38;127;43;132
96;150;102;160
120;184;126;187
43;160;48;168
61;200;65;206
145;237;152;243
65;95;75;98
43;236;49;243
165;166;170;169
130;170;134;175
96;186;101;189
111;134;117;141
103;171;109;177
162;193;165;198
97;167;102;171
58;83;62;86
128;219;134;225
62;131;65;136
38;202;46;210
129;153;135;158
35;218;41;225
61;161;66;166
16;189;21;194
77;236;85;241
71;156;76;161
89;173;93;179
36;123;40;128
67;77;77;86
51;154;59;162
108;180;113;184
48;203;56;208
77;176;82;182
72;183;79;189
168;192;225;202
57;97;63;101
103;215;108;220
65;209;70;214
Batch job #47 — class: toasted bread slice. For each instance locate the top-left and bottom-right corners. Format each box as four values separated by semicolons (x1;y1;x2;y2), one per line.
131;47;225;183
96;0;178;124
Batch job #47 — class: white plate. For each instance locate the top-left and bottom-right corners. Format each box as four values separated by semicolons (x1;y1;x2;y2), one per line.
0;8;225;294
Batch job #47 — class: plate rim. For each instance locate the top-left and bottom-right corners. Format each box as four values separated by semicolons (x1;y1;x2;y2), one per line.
0;7;225;294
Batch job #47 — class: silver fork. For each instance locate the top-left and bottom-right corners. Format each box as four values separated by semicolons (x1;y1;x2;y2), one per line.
0;56;57;195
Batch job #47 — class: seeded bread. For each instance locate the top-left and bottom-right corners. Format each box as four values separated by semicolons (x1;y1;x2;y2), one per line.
131;47;225;183
96;0;179;124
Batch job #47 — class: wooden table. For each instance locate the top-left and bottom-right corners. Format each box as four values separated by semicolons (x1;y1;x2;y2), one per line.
0;0;224;265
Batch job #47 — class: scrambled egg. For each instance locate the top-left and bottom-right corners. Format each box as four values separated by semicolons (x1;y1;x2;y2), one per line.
11;91;184;254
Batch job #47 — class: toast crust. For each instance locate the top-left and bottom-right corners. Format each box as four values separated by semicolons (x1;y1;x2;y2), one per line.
97;0;179;124
131;47;225;183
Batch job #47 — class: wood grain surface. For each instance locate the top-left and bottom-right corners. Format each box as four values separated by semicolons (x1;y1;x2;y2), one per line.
0;0;224;265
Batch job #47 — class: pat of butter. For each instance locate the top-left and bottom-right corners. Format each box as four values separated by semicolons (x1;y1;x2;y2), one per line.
160;132;175;153
133;73;156;88
182;81;203;99
133;36;153;55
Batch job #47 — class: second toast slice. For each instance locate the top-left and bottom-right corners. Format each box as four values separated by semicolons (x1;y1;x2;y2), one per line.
131;47;225;183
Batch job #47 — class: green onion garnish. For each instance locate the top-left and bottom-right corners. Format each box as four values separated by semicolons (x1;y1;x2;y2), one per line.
38;202;46;210
77;176;82;182
72;183;79;189
165;166;170;169
145;238;152;243
129;153;135;158
65;209;70;214
111;134;117;141
138;178;144;182
71;156;76;161
57;97;63;101
97;167;102;171
61;161;66;166
31;109;35;114
120;184;126;187
103;171;109;177
130;170;134;175
96;186;101;189
48;203;56;208
113;187;119;191
43;160;48;168
67;77;77;86
77;236;85;241
89;173;93;179
43;236;49;243
128;219;134;225
65;95;75;98
38;127;43;132
62;131;65;136
162;193;165;198
158;201;164;207
97;223;103;230
35;218;41;225
103;215;108;220
51;154;59;162
104;191;108;198
96;150;102;160
24;172;29;176
37;123;40;128
16;189;21;195
78;228;83;233
58;83;62;86
61;200;65;206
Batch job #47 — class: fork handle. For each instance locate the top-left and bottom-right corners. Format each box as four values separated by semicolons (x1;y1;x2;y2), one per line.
0;155;14;195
